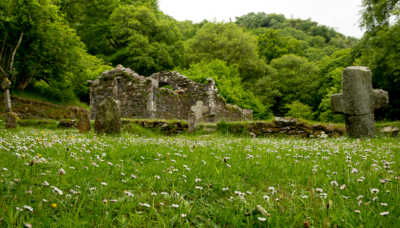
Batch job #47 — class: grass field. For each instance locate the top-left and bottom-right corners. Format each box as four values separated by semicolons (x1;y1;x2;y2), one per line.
0;128;399;227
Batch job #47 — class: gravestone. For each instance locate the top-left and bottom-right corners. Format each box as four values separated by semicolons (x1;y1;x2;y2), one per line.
331;66;389;137
77;108;91;133
5;112;18;129
95;97;121;134
188;101;208;132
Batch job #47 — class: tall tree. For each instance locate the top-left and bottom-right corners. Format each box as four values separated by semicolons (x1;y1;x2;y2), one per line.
108;5;183;75
184;22;266;82
1;0;108;103
357;0;400;119
361;0;399;30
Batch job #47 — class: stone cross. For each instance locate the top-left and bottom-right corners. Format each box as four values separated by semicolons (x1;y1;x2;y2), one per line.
331;66;389;137
188;100;209;132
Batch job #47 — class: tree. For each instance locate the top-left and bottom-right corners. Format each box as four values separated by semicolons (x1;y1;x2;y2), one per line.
0;31;23;113
285;101;313;120
267;54;321;116
0;0;27;113
355;24;400;119
257;28;306;63
361;0;400;30
0;0;109;103
109;5;183;75
177;60;269;118
184;22;266;82
357;0;400;119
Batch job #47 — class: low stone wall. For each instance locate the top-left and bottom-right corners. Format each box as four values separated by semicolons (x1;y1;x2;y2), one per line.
218;118;345;138
122;119;187;135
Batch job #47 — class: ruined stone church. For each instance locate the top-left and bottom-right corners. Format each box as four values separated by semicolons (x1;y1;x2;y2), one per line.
89;65;253;122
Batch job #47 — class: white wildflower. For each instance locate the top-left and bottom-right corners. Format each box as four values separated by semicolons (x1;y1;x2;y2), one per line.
330;181;338;187
380;211;389;216
139;202;151;208
51;186;63;195
370;188;379;194
58;168;66;175
23;205;33;212
257;217;267;222
124;190;134;197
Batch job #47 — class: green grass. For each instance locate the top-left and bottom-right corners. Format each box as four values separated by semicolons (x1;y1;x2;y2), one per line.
0;128;399;227
12;90;88;108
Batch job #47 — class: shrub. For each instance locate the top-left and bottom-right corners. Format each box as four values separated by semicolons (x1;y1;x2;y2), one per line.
285;101;313;120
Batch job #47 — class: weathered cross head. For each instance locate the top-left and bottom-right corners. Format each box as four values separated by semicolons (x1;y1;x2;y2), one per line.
191;100;209;121
331;66;389;137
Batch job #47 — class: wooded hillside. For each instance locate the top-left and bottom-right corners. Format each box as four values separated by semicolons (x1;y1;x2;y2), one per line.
1;0;399;121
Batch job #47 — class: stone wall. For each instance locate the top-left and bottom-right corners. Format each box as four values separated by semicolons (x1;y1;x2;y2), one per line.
89;65;253;122
218;117;345;138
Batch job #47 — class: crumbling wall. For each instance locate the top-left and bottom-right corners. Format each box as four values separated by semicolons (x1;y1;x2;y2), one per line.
89;65;253;122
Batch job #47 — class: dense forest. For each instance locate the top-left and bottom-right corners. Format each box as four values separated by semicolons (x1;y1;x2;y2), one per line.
1;0;399;121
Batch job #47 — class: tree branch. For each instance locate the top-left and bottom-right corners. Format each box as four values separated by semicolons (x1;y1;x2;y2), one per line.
0;33;7;64
0;65;8;78
9;32;24;73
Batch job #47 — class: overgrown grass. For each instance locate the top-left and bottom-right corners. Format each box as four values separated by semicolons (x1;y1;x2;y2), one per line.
0;128;399;227
12;90;88;108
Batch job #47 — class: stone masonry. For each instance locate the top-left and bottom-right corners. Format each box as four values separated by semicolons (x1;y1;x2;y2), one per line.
89;65;253;122
331;66;389;137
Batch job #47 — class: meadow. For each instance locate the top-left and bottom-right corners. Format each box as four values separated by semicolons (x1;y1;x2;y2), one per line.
0;128;399;227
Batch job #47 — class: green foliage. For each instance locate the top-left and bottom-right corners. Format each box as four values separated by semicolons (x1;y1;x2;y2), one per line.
1;1;369;121
123;123;160;137
285;101;313;120
265;54;321;116
257;28;306;63
361;0;400;30
355;23;400;120
177;59;270;119
0;0;109;103
109;5;183;75
184;22;266;82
